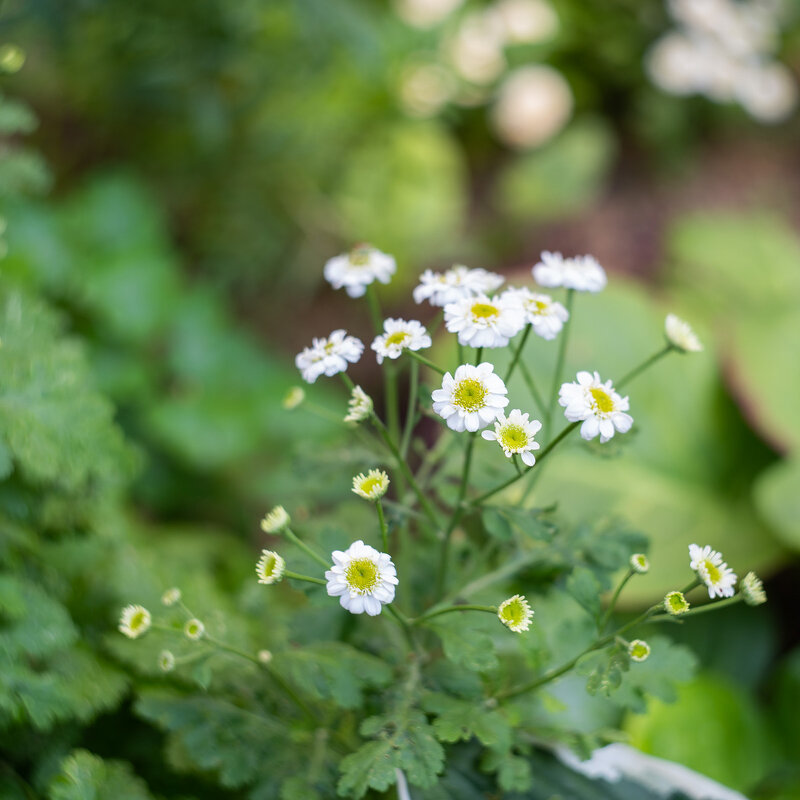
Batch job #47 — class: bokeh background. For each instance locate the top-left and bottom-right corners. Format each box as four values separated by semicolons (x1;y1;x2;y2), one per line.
1;0;800;797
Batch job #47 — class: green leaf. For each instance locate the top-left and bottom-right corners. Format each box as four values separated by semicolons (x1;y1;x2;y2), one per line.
480;749;532;793
482;508;513;541
754;457;800;550
422;693;512;751
429;621;499;673
47;750;154;800
338;710;444;798
566;568;603;620
577;646;629;697
272;642;391;709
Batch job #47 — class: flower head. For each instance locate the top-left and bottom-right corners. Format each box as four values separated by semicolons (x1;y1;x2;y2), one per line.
498;594;534;633
119;604;151;639
261;506;290;534
532;251;607;293
665;314;703;353
740;571;766;606
295;329;364;384
325;540;398;616
444;293;526;348
352;469;390;501
282;386;305;410
628;639;651;662
559;371;633;442
161;587;181;607
664;590;690;616
432;362;509;432
256;550;286;585
184;618;205;641
257;649;273;665
413;265;505;307
501;287;569;340
630;554;649;574
323;245;396;298
689;544;737;599
371;318;432;364
481;409;542;466
344;385;373;423
159;650;176;672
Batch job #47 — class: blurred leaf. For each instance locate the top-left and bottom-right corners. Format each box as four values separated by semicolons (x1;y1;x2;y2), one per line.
422;692;513;751
429;620;499;673
754;457;800;550
48;750;154;800
566;567;603;620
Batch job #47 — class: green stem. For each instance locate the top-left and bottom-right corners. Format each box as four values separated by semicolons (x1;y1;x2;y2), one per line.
385;363;401;446
284;570;327;585
365;284;383;333
600;569;634;631
303;400;348;425
474;347;483;366
617;345;674;389
412;604;497;626
284;528;330;569
400;359;419;461
469;422;580;506
375;500;389;553
457;342;465;366
435;432;477;598
426;309;444;337
405;349;447;375
546;288;574;436
519;360;546;416
650;594;743;621
504;325;532;383
441;550;541;605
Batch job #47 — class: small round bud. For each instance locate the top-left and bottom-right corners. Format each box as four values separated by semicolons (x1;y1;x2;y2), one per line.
119;604;151;639
282;386;305;410
664;590;690;616
159;650;176;672
628;639;651;662
352;469;390;501
256;550;285;585
261;506;290;534
665;314;702;353
497;594;534;633
630;554;649;574
184;618;205;641
161;587;181;607
257;649;273;665
740;572;766;606
344;385;373;423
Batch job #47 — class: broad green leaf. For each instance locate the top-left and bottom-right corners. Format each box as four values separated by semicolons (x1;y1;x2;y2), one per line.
429;621;499;673
47;750;154;800
754;457;800;550
480;749;532;793
422;692;512;751
566;568;603;620
577;646;629;697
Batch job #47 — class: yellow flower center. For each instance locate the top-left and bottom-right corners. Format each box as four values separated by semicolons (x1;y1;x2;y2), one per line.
630;642;649;660
499;424;528;450
130;611;147;630
470;302;499;319
500;599;527;627
359;477;382;496
349;245;372;266
453;378;487;411
261;555;277;577
528;299;548;314
385;331;410;347
346;558;379;592
702;558;721;584
589;387;614;414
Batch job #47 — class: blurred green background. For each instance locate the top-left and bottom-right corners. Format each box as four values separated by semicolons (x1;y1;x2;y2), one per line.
1;0;800;797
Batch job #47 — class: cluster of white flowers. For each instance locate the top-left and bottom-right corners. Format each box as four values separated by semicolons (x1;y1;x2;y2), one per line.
413;265;505;306
295;329;364;384
533;251;607;293
646;0;797;122
444;294;526;348
372;318;432;364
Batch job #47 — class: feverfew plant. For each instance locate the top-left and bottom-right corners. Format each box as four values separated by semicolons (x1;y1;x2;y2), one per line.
121;247;768;799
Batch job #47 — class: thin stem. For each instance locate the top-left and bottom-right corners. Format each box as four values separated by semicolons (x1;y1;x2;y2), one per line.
302;400;348;425
284;528;330;569
405;349;447;375
400;359;419;461
385;364;401;446
546;288;574;435
512;455;523;476
474;347;483;366
469;422;580;506
519;360;546;416
376;500;389;553
435;432;477;598
504;325;532;383
284;570;327;585
412;604;498;626
441;550;541;605
426;309;444;337
457;342;465;366
600;569;634;631
365;284;383;333
617;345;674;389
650;595;743;622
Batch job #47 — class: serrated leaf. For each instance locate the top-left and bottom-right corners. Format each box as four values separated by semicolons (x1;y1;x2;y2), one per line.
578;647;630;697
566;568;603;620
47;750;154;800
480;749;532;793
430;622;498;673
422;693;512;751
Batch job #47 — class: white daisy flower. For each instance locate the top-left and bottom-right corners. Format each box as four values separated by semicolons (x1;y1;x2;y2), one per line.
664;590;690;616
481;408;542;466
159;650;176;672
184;618;205;641
413;265;505;306
295;329;364;384
256;550;286;584
741;572;767;606
325;540;398;616
352;469;390;501
559;371;633;443
282;386;305;410
432;362;509;432
498;594;534;633
371;318;432;364
628;639;651;663
689;544;738;599
261;506;290;534
532;251;607;293
502;287;569;340
444;293;526;348
323;244;396;298
665;314;703;353
161;587;181;607
344;385;373;423
119;604;151;639
630;554;649;574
